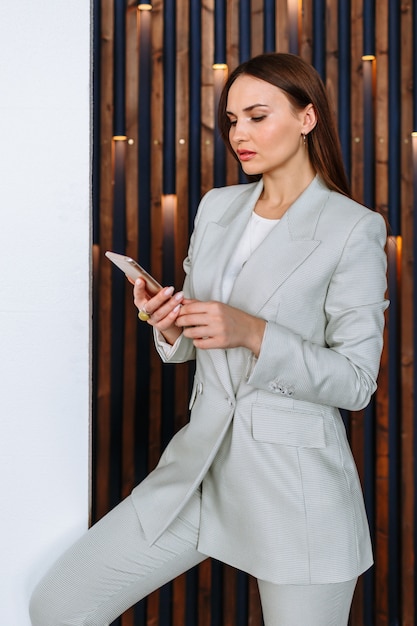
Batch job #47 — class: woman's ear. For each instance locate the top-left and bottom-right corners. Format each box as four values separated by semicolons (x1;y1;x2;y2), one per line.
302;104;317;136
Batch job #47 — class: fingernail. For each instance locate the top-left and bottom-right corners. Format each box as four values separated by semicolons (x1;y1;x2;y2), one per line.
173;304;181;313
164;286;174;296
174;291;184;301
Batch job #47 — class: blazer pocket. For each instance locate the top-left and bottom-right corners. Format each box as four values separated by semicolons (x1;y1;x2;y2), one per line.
252;404;326;448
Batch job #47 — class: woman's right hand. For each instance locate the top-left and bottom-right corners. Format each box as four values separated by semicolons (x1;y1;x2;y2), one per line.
133;278;184;345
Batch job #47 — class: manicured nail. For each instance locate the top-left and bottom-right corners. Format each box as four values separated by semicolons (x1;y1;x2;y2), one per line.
174;291;184;301
173;304;181;313
164;286;175;296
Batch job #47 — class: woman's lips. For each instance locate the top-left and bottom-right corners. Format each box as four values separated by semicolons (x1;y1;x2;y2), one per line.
237;150;257;162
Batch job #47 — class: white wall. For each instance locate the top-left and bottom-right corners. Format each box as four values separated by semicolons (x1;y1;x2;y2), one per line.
0;2;91;623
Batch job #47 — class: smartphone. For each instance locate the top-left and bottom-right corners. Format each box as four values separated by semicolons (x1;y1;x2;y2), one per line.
105;251;162;296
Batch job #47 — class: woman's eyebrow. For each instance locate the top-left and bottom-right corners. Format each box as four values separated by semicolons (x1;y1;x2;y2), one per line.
226;103;269;116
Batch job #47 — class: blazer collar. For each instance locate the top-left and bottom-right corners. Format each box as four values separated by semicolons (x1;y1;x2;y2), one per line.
227;176;330;313
192;180;264;301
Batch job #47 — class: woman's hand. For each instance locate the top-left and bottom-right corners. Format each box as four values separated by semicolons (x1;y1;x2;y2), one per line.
133;278;184;345
176;299;266;356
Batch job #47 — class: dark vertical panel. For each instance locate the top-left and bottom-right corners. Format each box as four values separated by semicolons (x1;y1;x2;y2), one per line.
185;568;198;626
161;6;177;622
214;0;227;188
189;0;202;222
110;0;127;514
387;5;401;621
134;6;151;608
414;0;417;127
337;0;351;179
363;400;376;626
161;0;177;445
236;571;249;625
239;0;251;62
163;0;177;195
263;0;275;52
360;7;376;626
93;0;101;245
312;0;325;78
91;0;101;527
114;0;127;135
211;560;223;626
387;238;401;626
388;0;401;235
362;57;375;208
363;0;375;55
214;0;226;64
135;5;152;489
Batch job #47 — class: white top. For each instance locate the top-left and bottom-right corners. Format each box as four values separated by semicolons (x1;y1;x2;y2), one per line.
220;211;280;301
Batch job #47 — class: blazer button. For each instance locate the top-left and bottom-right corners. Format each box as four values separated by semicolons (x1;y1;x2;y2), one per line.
197;382;203;394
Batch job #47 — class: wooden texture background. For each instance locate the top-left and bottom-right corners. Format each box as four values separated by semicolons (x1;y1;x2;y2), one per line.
92;1;416;624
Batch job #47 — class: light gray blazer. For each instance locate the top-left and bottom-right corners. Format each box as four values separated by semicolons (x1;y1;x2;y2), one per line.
132;176;388;585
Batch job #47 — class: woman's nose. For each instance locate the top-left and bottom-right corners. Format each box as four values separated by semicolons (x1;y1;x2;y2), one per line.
230;120;248;142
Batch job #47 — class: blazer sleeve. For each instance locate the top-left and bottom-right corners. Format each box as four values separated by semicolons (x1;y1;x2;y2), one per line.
247;210;389;411
153;192;209;364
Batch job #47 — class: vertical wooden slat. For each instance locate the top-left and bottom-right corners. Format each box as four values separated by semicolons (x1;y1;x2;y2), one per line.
325;0;338;119
300;0;313;62
201;0;214;197
350;0;364;203
173;4;191;622
122;0;139;503
386;2;402;624
199;5;216;620
121;7;139;626
275;0;288;51
95;0;114;523
251;0;264;58
400;3;415;624
370;5;389;626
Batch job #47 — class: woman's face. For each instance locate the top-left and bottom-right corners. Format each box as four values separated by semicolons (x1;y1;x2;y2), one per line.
226;74;311;177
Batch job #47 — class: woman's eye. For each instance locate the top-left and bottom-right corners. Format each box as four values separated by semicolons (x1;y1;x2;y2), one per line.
252;115;266;122
229;120;237;127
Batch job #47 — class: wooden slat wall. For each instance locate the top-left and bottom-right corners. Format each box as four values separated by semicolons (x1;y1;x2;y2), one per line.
92;1;415;624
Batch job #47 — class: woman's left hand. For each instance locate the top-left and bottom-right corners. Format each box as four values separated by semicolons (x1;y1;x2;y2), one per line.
176;299;266;356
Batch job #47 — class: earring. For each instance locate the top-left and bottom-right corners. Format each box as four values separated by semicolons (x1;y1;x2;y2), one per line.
302;133;307;146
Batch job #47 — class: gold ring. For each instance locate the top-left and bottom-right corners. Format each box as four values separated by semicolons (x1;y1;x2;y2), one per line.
138;309;150;322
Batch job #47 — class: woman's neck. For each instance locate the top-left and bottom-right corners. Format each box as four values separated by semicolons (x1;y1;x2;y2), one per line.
255;166;316;219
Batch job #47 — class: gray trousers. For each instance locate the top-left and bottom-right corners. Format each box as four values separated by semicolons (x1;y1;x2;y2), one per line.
29;490;357;626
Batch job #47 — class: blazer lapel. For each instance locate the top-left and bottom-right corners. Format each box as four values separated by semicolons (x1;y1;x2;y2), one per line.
190;181;263;398
228;176;329;314
191;180;264;302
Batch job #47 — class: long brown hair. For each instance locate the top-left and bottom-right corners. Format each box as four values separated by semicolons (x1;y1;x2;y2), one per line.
218;52;351;197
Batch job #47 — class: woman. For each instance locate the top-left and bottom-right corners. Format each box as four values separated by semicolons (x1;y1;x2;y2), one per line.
30;53;388;625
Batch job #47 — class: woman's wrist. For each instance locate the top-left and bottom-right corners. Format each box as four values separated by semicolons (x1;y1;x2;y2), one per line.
160;326;183;346
245;316;267;357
